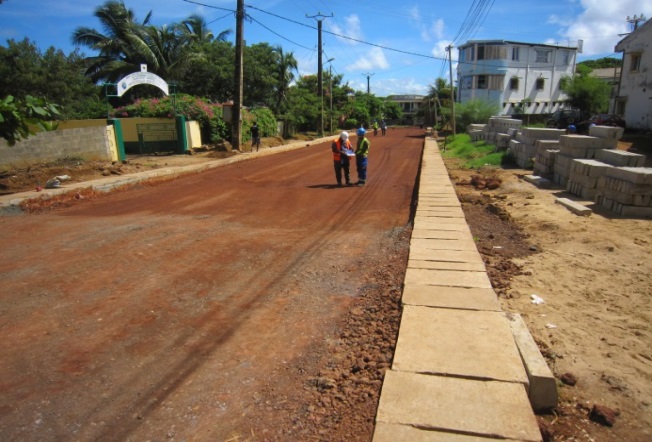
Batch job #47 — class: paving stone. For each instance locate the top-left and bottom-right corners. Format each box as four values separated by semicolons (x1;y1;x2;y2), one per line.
409;237;479;252
555;197;592;216
408;258;486;272
408;248;484;263
404;267;492;288
392;306;528;383
373;422;500;441
402;284;501;311
409;229;473;240
376;371;540;441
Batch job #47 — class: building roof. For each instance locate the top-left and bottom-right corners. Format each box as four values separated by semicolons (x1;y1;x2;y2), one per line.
458;40;578;51
615;18;652;52
590;67;620;82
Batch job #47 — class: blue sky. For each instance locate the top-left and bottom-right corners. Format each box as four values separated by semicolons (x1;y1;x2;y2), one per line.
1;0;650;96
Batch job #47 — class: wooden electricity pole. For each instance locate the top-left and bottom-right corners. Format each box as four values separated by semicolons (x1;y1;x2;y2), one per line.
232;0;245;151
446;45;456;136
307;12;332;136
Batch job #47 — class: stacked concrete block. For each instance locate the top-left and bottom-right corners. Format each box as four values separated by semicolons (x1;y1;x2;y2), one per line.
482;117;522;145
595;167;652;217
589;125;625;148
467;124;486;141
595;149;646;167
566;159;614;200
496;133;512;150
533;140;560;179
509;128;565;168
554;135;613;187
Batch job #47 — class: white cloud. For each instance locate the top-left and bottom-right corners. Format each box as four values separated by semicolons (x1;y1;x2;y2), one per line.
329;14;363;43
348;47;389;71
432;19;445;40
555;0;652;55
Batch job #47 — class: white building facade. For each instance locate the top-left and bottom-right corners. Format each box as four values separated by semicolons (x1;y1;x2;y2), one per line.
613;19;652;130
457;40;578;116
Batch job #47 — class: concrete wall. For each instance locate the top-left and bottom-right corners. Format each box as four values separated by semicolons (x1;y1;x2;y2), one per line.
0;126;114;168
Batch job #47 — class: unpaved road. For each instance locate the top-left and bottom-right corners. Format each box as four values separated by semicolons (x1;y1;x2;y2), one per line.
0;128;423;441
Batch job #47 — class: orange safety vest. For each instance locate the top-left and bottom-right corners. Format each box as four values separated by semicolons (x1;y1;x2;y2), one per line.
332;138;352;161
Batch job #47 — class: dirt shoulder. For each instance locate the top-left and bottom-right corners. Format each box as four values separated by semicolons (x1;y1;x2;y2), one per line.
449;159;652;441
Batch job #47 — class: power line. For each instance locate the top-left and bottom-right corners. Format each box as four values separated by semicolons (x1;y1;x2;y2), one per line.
245;4;443;62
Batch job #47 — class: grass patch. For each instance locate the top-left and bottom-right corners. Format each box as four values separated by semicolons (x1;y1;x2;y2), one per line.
442;134;506;168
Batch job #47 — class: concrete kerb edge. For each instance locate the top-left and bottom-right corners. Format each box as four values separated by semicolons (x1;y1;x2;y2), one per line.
0;136;330;214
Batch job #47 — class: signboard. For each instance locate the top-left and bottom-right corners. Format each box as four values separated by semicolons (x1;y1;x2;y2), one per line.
118;71;169;97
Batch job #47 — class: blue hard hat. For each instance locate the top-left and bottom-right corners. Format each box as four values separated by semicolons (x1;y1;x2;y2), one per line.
567;124;577;133
357;127;366;136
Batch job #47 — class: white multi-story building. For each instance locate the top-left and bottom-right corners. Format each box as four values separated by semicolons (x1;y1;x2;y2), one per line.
457;40;578;116
613;19;652;130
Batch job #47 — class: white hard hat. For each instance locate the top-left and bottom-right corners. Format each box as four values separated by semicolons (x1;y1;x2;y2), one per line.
340;131;349;140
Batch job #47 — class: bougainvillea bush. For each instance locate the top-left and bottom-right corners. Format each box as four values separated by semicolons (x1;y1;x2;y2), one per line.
112;94;229;144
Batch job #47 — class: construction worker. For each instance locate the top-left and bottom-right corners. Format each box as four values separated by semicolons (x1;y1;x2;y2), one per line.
331;131;353;186
355;127;370;186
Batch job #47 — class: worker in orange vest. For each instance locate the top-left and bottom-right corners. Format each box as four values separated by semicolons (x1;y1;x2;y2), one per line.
331;131;353;186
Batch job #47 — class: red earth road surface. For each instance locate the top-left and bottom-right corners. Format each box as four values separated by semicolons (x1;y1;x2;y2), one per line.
0;127;424;440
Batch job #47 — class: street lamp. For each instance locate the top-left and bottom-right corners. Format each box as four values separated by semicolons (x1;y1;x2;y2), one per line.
322;57;335;136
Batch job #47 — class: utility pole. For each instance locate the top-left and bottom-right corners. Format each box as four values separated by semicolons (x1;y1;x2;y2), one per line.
232;0;245;151
362;72;374;94
307;12;332;136
329;62;334;133
446;45;456;136
626;14;647;30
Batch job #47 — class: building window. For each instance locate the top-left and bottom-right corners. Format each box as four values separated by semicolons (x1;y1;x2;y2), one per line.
477;75;487;89
512;47;520;61
509;77;519;90
536;78;545;90
561;51;570;65
535;49;551;63
631;53;642;71
477;45;485;60
461;76;473;90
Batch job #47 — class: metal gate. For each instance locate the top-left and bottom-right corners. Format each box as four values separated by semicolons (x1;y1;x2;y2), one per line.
136;123;178;154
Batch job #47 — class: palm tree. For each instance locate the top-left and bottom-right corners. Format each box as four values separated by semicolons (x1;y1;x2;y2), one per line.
71;0;155;83
272;45;298;114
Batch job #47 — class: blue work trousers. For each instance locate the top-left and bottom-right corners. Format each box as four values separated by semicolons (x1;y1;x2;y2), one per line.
356;155;368;182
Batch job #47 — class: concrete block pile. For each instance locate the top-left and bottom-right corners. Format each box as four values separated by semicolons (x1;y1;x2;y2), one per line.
595;167;652;217
566;159;613;200
533;140;560;179
553;128;624;187
467;117;522;145
467;124;486;141
509;128;565;168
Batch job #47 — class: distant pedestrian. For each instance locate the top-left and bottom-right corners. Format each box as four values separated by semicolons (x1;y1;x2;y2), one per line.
251;122;261;151
331;131;353;186
381;119;387;136
373;120;379;136
355;127;370;186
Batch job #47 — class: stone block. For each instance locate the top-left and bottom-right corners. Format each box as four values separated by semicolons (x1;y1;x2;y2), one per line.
507;313;558;412
607;167;652;185
401;285;500;311
375;371;541;441
589;125;625;140
596;149;646;167
560;135;601;149
555;197;592;216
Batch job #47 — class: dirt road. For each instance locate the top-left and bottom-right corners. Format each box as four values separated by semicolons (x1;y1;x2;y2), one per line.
0;128;423;441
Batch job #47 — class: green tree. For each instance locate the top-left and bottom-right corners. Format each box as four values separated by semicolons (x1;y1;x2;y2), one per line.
450;99;500;131
561;68;611;115
72;0;226;86
71;0;156;83
272;45;298;115
0;95;60;145
177;40;234;101
579;57;621;70
0;39;103;119
243;43;280;108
